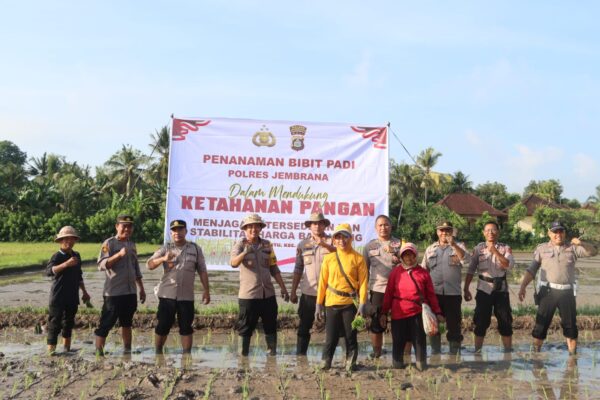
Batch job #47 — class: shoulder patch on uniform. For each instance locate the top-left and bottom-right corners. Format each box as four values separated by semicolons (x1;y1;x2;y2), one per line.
101;244;109;254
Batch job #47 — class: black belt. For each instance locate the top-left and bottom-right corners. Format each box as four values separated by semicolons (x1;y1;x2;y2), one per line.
478;275;495;283
327;286;356;298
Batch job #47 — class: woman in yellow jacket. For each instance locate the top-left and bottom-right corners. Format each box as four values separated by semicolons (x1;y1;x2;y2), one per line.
315;223;368;371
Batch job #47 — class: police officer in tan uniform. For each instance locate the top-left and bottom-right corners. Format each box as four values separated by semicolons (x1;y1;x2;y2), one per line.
464;221;514;352
290;213;335;355
95;214;146;356
363;215;402;358
147;220;210;354
519;221;597;354
230;213;290;357
421;221;468;355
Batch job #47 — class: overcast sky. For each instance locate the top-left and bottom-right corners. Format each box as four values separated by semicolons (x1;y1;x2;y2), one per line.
2;1;599;201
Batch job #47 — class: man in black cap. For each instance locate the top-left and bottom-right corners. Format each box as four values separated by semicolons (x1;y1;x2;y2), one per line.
519;221;597;354
147;220;210;354
421;220;469;355
95;214;146;355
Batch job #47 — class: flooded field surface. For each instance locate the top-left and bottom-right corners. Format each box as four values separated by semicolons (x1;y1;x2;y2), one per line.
1;253;599;310
0;253;599;398
0;329;599;399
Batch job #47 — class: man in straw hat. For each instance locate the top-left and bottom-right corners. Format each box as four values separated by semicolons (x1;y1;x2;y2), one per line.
421;220;469;355
518;221;597;354
315;223;368;372
230;213;290;357
45;226;90;355
290;212;336;355
95;214;146;355
147;219;210;354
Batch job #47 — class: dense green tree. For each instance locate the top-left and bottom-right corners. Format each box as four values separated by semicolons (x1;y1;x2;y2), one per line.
524;179;563;203
0;141;27;166
475;181;520;210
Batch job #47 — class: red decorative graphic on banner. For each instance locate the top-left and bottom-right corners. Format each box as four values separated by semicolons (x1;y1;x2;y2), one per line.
172;119;211;141
277;257;296;266
351;126;387;149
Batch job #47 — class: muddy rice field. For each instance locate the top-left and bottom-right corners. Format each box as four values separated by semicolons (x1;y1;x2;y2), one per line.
0;252;599;399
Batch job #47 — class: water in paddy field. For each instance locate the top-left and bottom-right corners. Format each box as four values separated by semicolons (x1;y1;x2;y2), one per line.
1;329;599;397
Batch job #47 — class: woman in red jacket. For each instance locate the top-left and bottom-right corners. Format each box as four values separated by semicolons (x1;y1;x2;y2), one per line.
380;242;444;370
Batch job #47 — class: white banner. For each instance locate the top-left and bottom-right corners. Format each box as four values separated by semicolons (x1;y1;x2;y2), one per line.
166;117;389;271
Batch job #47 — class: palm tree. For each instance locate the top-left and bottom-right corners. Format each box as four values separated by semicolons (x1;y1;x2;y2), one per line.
416;147;442;205
147;126;170;185
448;171;473;193
390;161;421;228
586;185;600;205
28;152;49;179
103;145;148;198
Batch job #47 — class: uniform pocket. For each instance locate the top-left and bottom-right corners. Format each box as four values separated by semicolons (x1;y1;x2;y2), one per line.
427;255;437;268
369;248;380;257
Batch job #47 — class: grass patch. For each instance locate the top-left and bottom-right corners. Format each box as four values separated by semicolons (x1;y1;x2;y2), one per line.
0;302;298;316
461;304;600;317
0;242;158;271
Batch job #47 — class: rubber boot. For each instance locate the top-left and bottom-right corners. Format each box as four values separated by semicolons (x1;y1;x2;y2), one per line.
449;341;461;355
296;335;310;356
239;336;251;357
265;334;277;356
392;359;406;369
345;348;358;372
415;360;427;371
429;334;442;355
321;358;332;371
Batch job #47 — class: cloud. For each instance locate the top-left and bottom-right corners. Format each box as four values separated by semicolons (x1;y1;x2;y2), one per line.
510;144;563;169
502;145;564;191
464;129;482;146
572;153;597;178
343;52;384;89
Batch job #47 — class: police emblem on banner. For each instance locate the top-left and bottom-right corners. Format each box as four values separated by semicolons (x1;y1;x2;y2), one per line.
252;125;276;147
290;124;307;151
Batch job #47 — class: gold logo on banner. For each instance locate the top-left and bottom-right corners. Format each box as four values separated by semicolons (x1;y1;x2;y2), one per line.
252;125;276;147
290;124;307;151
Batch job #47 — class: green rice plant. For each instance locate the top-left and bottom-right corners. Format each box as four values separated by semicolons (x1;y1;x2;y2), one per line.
163;378;176;400
316;371;326;400
242;370;250;400
117;382;126;397
274;363;292;398
355;382;361;399
506;384;515;399
79;389;86;400
385;369;393;389
11;381;19;397
456;374;462;390
202;370;217;400
24;371;34;390
51;380;61;396
471;384;477;399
